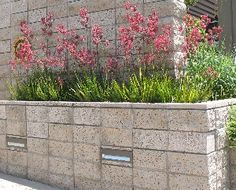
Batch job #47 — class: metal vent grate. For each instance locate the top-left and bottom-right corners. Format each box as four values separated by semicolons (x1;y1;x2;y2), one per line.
187;0;218;19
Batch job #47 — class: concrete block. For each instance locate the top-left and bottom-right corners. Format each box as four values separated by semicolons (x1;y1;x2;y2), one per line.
28;0;47;10
27;122;48;139
47;3;68;19
49;141;73;159
0;148;7;173
74;160;101;180
133;129;168;150
75;177;101;190
215;107;229;129
49;157;73;176
90;10;115;26
6;120;26;136
11;12;27;27
26;106;49;123
49;124;73;142
74;143;100;163
168;152;217;176
231;165;236;186
74;107;100;126
168;131;215;154
133;149;166;171
6;105;25;121
28;153;48;171
0;105;6;119
11;0;27;13
217;149;229;170
49;173;74;190
133;109;168;130
29;8;47;23
49;107;73;124
7;164;27;178
7;150;27;167
74;125;100;145
168;109;215;132
0;120;6;135
102;165;132;186
28;168;49;185
101;108;133;129
27;138;48;155
0;40;11;53
216;166;230;190
215;128;228;150
169;174;209;190
102;128;132;147
231;149;236;165
133;169;167;190
0;135;5;149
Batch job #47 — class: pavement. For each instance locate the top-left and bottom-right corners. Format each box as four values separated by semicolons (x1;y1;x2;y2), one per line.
0;173;61;190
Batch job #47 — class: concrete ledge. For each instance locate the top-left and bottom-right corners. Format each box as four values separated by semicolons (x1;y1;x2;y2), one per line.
0;98;235;110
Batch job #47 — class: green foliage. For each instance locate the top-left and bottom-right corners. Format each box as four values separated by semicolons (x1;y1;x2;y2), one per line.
186;43;236;100
12;43;235;103
185;0;198;6
68;69;212;103
227;106;236;148
8;69;68;101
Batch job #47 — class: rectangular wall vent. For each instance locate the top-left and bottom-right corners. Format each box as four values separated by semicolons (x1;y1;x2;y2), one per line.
6;136;27;149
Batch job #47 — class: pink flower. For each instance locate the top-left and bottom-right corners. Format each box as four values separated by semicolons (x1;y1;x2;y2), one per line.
127;12;144;32
154;34;171;52
20;21;33;39
56;24;68;35
104;40;110;47
124;2;137;12
79;8;89;27
92;25;103;46
77;48;94;66
105;57;118;72
146;11;159;38
119;26;134;56
142;53;155;65
41;12;54;36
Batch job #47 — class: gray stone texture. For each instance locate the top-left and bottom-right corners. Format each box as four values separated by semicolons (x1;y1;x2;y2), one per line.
0;99;233;189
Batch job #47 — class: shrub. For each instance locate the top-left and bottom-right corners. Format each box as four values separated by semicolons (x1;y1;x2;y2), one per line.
186;43;236;100
7;1;227;103
68;69;212;103
227;106;236;147
8;69;70;101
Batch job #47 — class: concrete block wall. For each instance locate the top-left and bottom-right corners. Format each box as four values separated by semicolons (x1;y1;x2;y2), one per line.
0;99;234;190
230;149;236;189
0;0;186;99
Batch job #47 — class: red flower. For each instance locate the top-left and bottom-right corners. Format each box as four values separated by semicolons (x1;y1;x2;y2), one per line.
79;8;89;27
92;25;103;45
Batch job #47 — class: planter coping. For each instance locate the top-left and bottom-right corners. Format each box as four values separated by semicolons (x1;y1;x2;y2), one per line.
0;98;235;110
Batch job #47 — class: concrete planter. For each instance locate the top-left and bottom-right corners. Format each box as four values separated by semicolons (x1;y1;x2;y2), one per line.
0;99;235;190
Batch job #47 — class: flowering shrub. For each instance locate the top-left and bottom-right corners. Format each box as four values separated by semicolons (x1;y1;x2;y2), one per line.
182;14;223;57
9;1;172;76
186;43;236;100
8;1;235;103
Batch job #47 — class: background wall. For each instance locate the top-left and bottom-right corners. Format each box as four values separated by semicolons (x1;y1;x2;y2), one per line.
0;0;186;100
218;0;236;51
